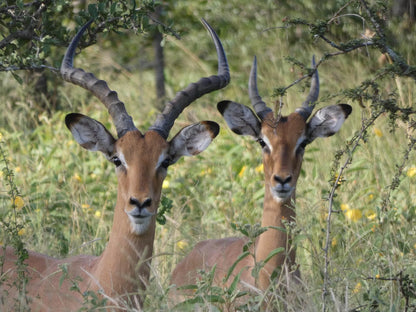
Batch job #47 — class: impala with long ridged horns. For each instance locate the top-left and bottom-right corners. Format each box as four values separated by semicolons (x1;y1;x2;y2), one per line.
171;56;351;305
0;19;229;311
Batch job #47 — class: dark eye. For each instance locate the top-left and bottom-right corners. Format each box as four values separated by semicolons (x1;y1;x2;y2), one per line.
112;156;122;167
257;138;270;153
160;158;171;169
257;138;266;148
297;141;307;154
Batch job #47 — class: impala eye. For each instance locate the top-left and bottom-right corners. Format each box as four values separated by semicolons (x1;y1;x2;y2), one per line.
257;138;270;153
257;138;266;148
160;158;171;169
112;156;122;167
297;141;307;154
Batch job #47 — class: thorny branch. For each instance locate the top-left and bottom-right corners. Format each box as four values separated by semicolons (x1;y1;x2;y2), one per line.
321;110;383;311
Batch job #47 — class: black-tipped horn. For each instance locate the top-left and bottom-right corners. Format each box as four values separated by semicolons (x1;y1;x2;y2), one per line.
148;18;230;139
61;20;137;138
295;55;320;120
248;56;272;120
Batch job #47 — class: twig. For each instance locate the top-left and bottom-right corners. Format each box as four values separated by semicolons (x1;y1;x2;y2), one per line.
321;110;383;311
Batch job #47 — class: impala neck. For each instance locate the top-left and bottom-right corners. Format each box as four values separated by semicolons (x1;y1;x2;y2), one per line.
255;185;297;289
91;193;157;299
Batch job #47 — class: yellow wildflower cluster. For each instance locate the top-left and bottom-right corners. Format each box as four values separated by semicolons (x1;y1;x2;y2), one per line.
353;282;362;294
73;173;82;182
12;196;25;210
373;128;383;137
238;165;247;178
406;167;416;178
176;240;188;250
341;204;362;222
162;179;170;189
94;210;102;219
255;164;263;173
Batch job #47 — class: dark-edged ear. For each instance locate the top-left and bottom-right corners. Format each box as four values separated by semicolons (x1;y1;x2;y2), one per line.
65;113;116;158
217;100;261;138
168;121;219;164
306;104;352;143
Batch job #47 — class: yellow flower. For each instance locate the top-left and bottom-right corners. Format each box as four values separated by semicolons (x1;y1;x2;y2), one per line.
81;204;90;209
176;240;188;250
18;228;26;236
12;196;25;210
365;210;377;220
200;168;212;176
333;174;344;185
255;164;264;173
375;274;380;279
162;179;170;189
340;203;350;211
14;166;21;173
238;165;247;178
94;210;101;218
344;208;362;222
353;282;362;294
73;173;82;182
406;167;416;178
331;237;337;247
0;132;3;141
374;128;383;137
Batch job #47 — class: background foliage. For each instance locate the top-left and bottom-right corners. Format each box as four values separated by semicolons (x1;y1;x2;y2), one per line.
1;0;415;311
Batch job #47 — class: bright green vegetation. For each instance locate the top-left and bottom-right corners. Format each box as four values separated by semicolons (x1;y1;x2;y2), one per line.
1;1;415;311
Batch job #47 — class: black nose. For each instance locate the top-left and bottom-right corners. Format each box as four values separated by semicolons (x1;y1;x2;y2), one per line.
274;175;292;185
130;197;152;209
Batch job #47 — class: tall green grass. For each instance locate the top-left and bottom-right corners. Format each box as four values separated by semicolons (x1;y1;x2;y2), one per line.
1;4;416;310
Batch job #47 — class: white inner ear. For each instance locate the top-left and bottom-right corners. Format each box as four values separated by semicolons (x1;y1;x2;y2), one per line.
169;123;215;163
185;130;213;155
311;109;346;133
222;102;261;138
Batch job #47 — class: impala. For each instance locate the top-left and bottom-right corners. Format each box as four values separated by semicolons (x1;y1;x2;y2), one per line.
171;56;352;305
0;19;229;311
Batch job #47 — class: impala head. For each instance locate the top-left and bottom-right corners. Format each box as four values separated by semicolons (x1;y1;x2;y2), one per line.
218;56;351;202
62;19;229;235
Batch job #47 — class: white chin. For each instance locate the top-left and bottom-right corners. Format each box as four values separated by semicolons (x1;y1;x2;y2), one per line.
271;189;293;202
129;217;152;235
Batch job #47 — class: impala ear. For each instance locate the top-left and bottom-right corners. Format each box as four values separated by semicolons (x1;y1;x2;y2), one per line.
306;104;352;143
217;100;261;138
65;113;116;158
168;121;220;164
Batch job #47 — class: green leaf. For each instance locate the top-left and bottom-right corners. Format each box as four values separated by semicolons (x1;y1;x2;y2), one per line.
224;251;250;282
11;72;23;85
263;247;285;264
87;4;98;19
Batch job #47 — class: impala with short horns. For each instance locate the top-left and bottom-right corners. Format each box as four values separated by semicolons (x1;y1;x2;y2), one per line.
0;19;229;311
171;56;351;307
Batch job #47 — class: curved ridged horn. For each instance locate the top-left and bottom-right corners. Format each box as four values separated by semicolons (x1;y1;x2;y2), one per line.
295;55;320;120
249;56;272;120
61;20;137;138
148;18;230;139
